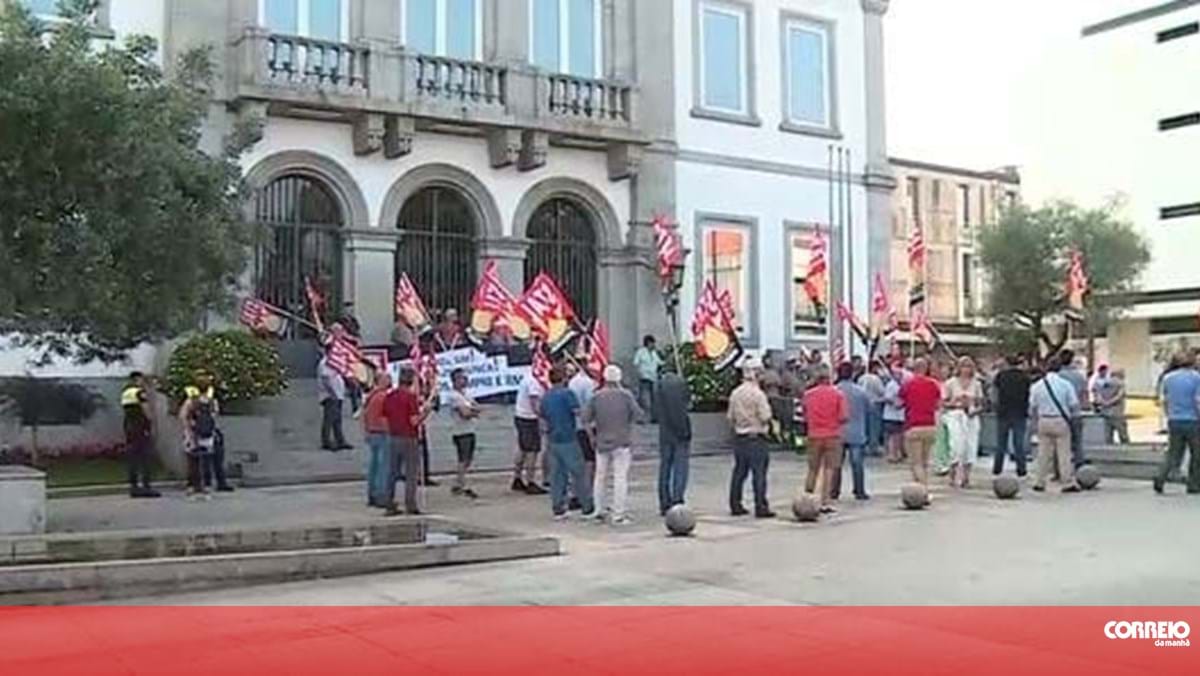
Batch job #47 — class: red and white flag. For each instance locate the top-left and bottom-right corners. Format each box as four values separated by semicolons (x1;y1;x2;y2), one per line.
871;272;898;337
304;276;326;332
837;302;871;345
395;273;433;335
912;309;935;347
908;224;927;310
831;339;847;367
515;273;578;352
1065;250;1089;322
804;231;829;316
652;215;684;286
467;260;519;346
691;279;742;371
324;330;362;380
239;298;286;335
585;320;611;380
531;345;553;389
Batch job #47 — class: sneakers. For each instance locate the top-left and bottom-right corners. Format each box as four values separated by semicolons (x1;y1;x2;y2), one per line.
610;515;633;526
1062;485;1081;493
553;512;570;521
582;510;604;521
1153;477;1165;494
568;497;583;511
730;506;749;517
755;510;777;519
511;478;527;492
525;483;548;495
462;488;479;499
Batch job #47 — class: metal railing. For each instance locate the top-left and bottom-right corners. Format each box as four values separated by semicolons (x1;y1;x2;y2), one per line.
264;34;369;94
545;74;631;124
412;55;506;108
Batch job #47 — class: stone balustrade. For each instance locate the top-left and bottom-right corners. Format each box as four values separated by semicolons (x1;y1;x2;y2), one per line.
545;73;633;126
262;33;370;95
411;54;506;109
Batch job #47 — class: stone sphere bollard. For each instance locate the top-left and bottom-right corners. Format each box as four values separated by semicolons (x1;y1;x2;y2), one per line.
664;505;697;536
791;493;821;522
1076;465;1101;490
900;483;928;510
993;476;1020;500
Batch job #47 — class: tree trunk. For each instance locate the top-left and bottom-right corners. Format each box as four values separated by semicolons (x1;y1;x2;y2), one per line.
1086;320;1097;374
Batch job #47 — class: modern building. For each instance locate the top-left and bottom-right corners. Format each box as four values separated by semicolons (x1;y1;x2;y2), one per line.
1078;0;1200;394
2;0;893;375
887;158;1020;351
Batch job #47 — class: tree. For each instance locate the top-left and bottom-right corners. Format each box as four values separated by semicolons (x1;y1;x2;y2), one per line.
0;0;259;363
978;199;1150;364
0;377;106;466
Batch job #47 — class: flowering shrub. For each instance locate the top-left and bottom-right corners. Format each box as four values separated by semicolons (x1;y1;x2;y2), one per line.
164;331;288;404
660;342;739;412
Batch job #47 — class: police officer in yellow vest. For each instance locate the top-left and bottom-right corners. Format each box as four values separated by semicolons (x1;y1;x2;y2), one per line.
121;372;160;498
179;371;233;493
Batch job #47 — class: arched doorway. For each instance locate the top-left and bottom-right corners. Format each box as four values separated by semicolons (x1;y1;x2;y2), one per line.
254;174;345;336
525;197;598;320
396;186;479;318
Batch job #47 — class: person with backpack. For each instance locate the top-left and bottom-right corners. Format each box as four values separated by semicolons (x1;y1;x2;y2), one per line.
179;379;220;500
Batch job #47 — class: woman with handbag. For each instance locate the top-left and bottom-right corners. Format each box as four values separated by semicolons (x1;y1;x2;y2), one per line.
942;357;984;489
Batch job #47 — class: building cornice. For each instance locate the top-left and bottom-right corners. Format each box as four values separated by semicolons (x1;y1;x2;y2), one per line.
861;0;891;17
890;157;1022;185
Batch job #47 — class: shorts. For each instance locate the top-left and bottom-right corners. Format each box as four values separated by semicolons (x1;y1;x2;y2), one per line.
576;430;596;463
453;433;477;465
515;417;541;454
884;420;905;437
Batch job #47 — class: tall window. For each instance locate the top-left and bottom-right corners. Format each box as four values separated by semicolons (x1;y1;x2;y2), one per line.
959;184;971;227
784;16;834;131
978;185;987;224
697;1;750;115
789;231;823;338
531;0;600;77
961;253;975;315
700;222;752;337
396;187;479;318
405;0;480;59
907;177;921;228
254;175;345;336
931;179;941;207
526;198;598;320
263;0;347;41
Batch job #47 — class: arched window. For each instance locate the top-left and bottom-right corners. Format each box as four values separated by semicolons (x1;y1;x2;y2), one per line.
254;174;345;335
396;186;479;317
525;197;598;320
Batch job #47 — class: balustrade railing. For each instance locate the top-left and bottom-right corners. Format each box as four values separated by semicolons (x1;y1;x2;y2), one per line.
546;74;632;124
413;55;506;108
264;34;369;95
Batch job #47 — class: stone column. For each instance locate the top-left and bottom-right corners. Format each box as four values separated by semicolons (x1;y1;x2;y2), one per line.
480;238;530;295
346;231;399;344
861;0;897;294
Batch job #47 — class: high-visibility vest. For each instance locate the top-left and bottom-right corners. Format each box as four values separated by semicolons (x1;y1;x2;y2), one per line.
120;386;142;407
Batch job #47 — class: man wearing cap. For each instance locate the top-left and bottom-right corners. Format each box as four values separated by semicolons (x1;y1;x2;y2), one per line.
727;356;776;518
583;365;644;525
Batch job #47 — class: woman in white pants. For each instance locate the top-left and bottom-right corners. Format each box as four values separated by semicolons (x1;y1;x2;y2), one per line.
584;365;645;525
942;356;983;489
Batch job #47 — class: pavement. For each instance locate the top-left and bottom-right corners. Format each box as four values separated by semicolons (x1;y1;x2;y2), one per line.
47;449;1200;606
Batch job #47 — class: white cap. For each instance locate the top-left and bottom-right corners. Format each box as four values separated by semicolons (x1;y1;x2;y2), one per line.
604;364;623;384
740;355;763;371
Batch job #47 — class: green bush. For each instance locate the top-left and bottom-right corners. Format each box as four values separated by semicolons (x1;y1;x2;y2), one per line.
660;342;739;412
164;331;287;404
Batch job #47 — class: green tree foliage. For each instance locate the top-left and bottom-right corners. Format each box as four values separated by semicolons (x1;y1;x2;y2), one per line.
660;342;739;412
164;331;288;405
0;0;258;363
978;199;1150;358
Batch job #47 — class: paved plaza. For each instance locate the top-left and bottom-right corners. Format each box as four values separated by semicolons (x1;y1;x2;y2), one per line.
50;450;1200;607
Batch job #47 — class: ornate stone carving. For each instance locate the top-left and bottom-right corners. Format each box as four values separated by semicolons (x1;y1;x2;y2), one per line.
606;143;643;182
862;0;890;16
352;113;385;156
230;100;268;149
486;128;522;169
383;115;415;159
518;131;548;172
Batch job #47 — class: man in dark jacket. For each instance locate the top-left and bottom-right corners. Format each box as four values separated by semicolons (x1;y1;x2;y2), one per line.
654;370;693;515
993;354;1032;477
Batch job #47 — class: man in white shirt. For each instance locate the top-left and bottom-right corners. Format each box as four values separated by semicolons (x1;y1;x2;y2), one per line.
448;369;481;499
1028;357;1082;493
512;371;547;494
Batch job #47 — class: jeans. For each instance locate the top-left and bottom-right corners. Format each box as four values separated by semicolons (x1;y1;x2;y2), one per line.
321;399;348;449
994;416;1029;477
593;447;632;518
186;450;213;492
125;434;154;490
729;435;770;514
202;429;230;489
638;379;657;423
549;440;594;515
846;443;868;498
391;436;422;512
1159;420;1200;492
866;405;884;456
1069;416;1085;468
366;432;393;506
346;380;362;414
657;435;691;513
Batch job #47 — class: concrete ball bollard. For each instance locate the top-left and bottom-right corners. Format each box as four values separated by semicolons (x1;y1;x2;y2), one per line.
664;505;697;536
791;493;821;522
993;476;1020;500
1076;465;1101;490
900;483;928;510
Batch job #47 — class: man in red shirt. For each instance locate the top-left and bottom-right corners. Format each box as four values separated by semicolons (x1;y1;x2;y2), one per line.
802;365;848;512
383;368;429;515
899;357;942;498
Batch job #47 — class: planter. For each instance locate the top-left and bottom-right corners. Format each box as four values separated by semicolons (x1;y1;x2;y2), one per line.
0;465;46;535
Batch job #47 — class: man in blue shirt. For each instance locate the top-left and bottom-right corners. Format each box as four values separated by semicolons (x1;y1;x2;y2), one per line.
834;362;873;500
540;365;597;519
1155;352;1200;495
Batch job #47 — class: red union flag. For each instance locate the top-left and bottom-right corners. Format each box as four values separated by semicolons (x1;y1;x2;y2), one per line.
871;272;898;337
804;231;829;316
585;320;611;380
395;273;433;335
652;215;684;285
832;338;846;367
1065;250;1089;322
515;273;578;352
304;276;326;332
908;224;927;309
691;279;742;371
912;309;935;346
324;330;362;380
837;302;871;345
239;297;286;335
531;345;553;389
467;261;519;346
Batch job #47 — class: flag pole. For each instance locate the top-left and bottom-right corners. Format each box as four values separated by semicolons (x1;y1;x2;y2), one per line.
827;145;837;365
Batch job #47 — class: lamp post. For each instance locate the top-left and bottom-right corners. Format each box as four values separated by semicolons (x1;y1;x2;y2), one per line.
662;250;689;375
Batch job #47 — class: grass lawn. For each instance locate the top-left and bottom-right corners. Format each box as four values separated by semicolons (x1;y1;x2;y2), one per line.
40;457;172;489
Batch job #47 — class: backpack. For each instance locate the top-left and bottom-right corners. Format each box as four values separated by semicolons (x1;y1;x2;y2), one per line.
192;399;217;440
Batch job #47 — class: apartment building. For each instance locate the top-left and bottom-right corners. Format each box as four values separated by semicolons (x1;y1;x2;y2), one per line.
888;158;1019;349
3;0;894;375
